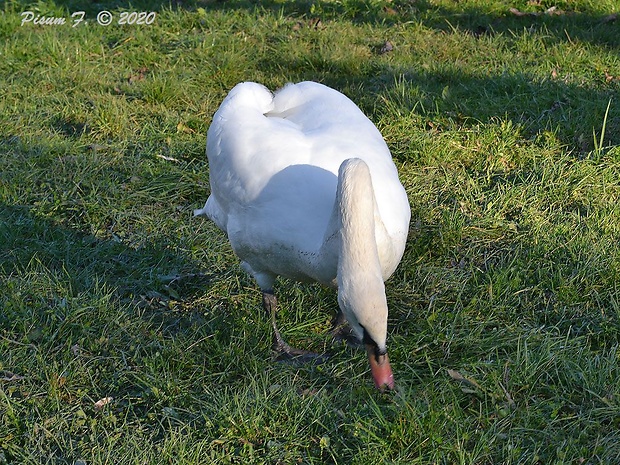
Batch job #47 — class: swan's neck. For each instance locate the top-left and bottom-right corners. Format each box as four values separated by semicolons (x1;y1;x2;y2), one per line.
336;159;382;278
332;158;388;350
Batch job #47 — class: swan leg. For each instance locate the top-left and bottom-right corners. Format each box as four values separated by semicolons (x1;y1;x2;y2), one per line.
330;310;363;348
261;290;326;364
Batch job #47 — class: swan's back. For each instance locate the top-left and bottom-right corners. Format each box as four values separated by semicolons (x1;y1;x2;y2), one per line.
199;81;410;285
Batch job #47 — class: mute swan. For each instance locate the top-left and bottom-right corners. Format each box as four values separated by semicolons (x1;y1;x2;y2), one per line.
195;81;410;390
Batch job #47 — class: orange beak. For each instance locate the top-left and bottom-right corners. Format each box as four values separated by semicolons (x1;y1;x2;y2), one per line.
366;344;395;391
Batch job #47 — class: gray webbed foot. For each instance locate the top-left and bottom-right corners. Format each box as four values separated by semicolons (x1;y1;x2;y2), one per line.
262;291;328;365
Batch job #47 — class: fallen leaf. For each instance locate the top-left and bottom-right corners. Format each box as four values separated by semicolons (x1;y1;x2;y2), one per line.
426;120;441;131
156;154;180;162
447;369;483;393
500;383;517;409
377;40;393;55
0;371;25;382
310;18;323;30
545;6;565;15
94;396;113;410
128;67;149;84
176;121;195;134
300;387;319;397
383;6;398;16
509;7;530;17
54;373;67;387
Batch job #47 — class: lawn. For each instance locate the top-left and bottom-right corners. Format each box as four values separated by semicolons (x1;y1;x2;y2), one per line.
1;0;620;463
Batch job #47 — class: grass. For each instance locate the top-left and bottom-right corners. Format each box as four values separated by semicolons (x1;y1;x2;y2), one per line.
1;0;620;463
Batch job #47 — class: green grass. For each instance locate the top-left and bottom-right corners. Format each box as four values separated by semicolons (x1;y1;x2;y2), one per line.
1;0;620;463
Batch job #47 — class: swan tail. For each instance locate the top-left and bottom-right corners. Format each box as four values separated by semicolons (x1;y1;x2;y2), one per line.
193;203;208;217
194;195;228;232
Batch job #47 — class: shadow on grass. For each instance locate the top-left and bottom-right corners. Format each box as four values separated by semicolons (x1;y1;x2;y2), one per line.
257;57;618;155
0;202;222;336
0;201;274;463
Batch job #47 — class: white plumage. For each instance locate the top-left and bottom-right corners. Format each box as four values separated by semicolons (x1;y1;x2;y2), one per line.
195;81;410;389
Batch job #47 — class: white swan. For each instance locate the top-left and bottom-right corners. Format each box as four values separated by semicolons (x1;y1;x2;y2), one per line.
195;81;410;390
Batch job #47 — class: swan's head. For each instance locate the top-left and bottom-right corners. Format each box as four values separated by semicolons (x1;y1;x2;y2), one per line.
337;274;394;391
